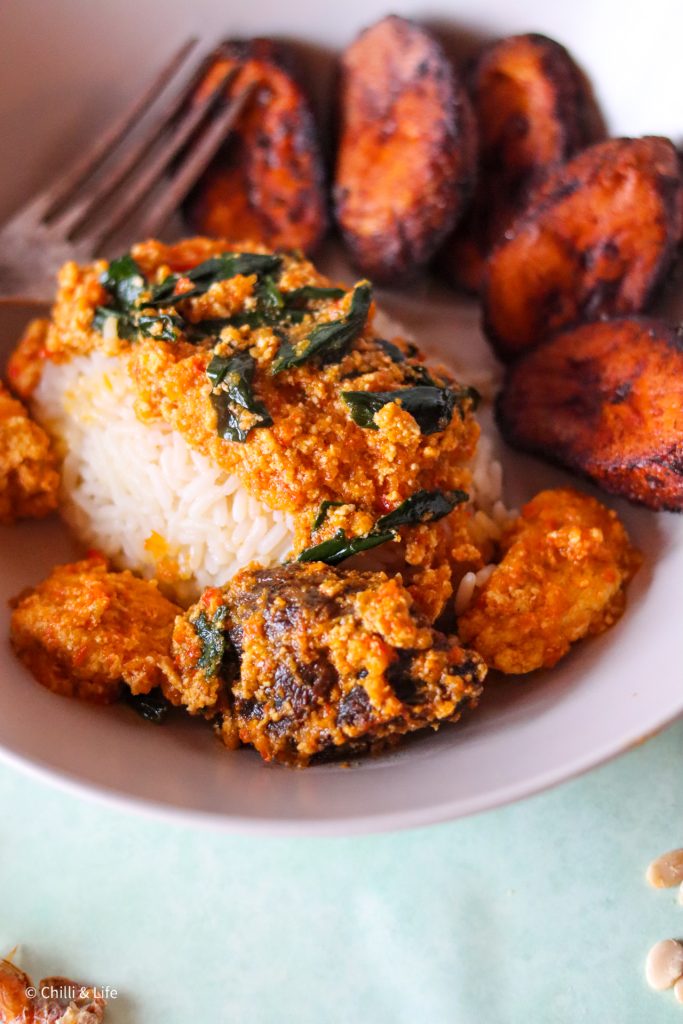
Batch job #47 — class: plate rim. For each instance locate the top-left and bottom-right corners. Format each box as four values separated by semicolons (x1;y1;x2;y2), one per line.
0;701;679;836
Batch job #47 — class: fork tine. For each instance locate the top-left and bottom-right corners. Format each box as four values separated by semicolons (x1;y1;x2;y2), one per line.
40;37;198;221
86;67;243;251
51;47;221;239
136;81;258;240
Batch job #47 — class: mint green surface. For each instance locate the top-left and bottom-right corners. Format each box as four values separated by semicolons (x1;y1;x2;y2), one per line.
1;722;682;1023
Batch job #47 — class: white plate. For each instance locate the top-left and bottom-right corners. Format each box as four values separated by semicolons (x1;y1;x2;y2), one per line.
0;0;682;835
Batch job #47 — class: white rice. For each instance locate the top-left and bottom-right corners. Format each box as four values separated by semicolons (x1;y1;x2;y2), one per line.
453;434;518;612
31;342;514;612
468;433;517;539
33;352;293;605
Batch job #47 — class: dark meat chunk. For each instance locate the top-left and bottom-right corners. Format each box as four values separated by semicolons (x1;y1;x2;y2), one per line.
443;32;604;293
334;15;476;282
483;136;683;359
497;317;683;511
186;38;327;254
173;562;486;766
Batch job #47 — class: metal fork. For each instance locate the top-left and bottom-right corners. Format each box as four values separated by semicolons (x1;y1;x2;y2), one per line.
0;39;255;303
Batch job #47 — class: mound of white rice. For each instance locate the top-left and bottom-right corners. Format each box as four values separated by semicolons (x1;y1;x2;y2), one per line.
33;352;293;605
32;346;514;609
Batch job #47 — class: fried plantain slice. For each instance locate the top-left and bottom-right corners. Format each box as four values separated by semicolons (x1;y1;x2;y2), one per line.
442;32;604;294
496;317;683;511
483;137;683;359
334;15;476;283
186;38;327;254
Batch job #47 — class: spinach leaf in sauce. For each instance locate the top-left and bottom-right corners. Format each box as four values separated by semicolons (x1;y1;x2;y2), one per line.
297;489;469;566
284;285;346;305
375;338;410;363
258;275;285;314
194;605;230;676
207;351;273;443
136;313;184;342
149;253;283;306
341;383;479;434
190;278;333;333
100;253;146;309
92;305;184;343
376;489;469;531
95;253;186;342
272;282;373;374
92;306;136;340
297;528;396;566
311;500;345;531
220;276;298;331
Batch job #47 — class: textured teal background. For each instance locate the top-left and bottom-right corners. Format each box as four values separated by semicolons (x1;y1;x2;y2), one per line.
1;720;682;1023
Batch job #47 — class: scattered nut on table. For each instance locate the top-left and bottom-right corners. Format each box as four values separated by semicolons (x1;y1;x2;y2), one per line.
0;954;107;1022
645;939;683;991
675;978;683;1005
647;849;683;889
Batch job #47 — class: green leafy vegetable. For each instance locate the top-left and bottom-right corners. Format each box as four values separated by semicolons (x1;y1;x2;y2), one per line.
184;318;237;340
336;333;431;383
207;351;273;443
137;313;184;342
149;253;282;306
406;364;439;385
342;385;454;434
285;285;346;305
127;257;348;343
259;275;285;313
99;253;146;309
298;489;468;566
221;313;307;331
95;253;185;342
190;276;332;333
374;340;452;386
124;689;170;725
376;489;469;531
376;338;408;363
272;282;373;374
342;383;480;434
194;605;230;675
312;500;344;531
297;528;395;566
92;306;183;343
220;275;293;330
213;281;346;333
92;306;136;340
